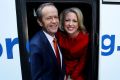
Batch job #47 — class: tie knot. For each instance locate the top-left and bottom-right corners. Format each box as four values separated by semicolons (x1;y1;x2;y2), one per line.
53;38;57;43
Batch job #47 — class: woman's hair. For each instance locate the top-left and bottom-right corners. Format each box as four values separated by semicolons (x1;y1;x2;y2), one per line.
59;7;86;32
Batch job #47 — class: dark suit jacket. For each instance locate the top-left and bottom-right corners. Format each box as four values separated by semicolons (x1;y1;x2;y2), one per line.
30;30;65;80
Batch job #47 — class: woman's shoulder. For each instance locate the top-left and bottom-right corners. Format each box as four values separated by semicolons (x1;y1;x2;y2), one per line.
77;31;89;39
80;31;89;36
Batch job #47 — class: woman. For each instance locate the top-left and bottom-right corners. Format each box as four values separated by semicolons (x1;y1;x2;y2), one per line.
56;7;89;80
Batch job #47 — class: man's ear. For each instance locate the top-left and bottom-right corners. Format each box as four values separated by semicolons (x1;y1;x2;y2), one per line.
37;19;43;27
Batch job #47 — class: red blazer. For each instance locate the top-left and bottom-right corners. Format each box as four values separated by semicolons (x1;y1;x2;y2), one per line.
56;31;89;80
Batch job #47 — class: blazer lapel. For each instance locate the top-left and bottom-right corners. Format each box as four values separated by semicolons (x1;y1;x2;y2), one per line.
39;31;59;66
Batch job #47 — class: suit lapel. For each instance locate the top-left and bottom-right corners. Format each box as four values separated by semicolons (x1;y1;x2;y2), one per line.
39;31;59;66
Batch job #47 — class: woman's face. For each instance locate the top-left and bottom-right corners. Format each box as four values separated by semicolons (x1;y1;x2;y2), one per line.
64;12;79;37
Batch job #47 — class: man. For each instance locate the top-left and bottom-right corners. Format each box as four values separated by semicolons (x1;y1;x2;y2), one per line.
30;3;65;80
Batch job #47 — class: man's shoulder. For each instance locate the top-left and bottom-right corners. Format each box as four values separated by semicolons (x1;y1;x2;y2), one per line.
30;31;45;44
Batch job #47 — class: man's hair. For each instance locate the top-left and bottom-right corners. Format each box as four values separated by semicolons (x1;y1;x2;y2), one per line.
36;3;55;21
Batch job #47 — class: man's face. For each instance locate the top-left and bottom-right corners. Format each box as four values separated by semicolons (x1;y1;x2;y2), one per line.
39;6;59;36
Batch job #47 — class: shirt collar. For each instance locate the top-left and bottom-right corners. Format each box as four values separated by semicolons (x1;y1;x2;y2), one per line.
43;31;55;43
